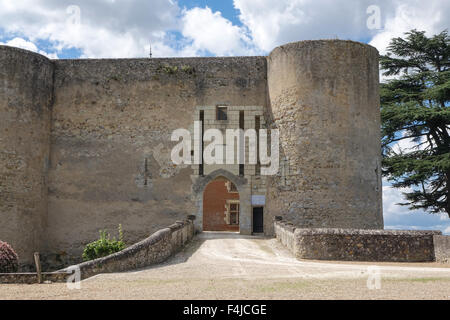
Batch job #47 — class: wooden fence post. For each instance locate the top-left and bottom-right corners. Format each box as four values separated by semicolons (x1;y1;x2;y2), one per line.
34;252;42;284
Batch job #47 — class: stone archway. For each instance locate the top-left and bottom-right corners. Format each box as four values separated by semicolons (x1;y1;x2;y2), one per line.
192;169;252;234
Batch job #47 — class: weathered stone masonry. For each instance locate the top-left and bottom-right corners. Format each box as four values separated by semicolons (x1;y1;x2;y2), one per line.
266;41;383;234
0;218;195;283
59;217;195;280
0;46;53;269
274;219;449;262
1;40;384;268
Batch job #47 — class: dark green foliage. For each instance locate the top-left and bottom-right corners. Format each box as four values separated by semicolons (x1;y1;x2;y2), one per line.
380;29;450;217
82;225;125;261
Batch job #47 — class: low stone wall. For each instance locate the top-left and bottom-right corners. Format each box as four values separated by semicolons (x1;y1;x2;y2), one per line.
60;218;195;280
274;219;445;262
1;218;195;283
433;235;450;263
274;218;296;252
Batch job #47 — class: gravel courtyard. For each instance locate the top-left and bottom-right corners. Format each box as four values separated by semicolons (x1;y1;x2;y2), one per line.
1;232;450;300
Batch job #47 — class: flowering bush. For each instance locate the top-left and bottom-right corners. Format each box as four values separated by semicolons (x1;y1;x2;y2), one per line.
0;241;19;273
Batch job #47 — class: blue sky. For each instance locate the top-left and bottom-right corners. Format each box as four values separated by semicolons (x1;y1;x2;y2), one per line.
0;0;448;234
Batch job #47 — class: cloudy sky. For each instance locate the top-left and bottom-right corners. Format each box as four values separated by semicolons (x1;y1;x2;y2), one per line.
0;0;448;233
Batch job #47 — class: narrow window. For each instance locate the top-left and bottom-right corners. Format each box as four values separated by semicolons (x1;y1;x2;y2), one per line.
199;110;204;176
144;158;148;186
228;202;239;225
255;116;261;176
239;111;244;129
239;110;245;176
216;106;228;120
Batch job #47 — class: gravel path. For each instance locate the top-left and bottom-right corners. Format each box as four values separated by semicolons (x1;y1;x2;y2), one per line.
1;232;450;299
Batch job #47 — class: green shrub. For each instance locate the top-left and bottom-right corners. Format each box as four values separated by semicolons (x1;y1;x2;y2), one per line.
82;225;125;261
0;240;19;273
181;65;194;74
162;65;178;74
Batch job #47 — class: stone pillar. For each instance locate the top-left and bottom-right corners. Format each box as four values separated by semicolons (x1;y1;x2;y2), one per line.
238;183;252;235
0;46;54;268
265;40;383;234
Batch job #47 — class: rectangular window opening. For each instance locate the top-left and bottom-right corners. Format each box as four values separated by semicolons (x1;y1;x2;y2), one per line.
239;110;245;176
255;116;261;176
227;201;240;225
216;106;228;120
199;110;204;176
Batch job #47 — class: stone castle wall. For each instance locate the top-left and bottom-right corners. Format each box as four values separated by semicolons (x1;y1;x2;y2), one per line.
45;56;267;267
266;40;383;234
0;47;54;268
0;40;384;268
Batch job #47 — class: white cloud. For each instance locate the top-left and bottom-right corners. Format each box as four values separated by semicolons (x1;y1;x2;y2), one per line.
0;0;180;58
383;181;450;234
368;1;450;82
0;1;449;59
2;37;38;52
234;0;374;52
383;183;413;219
233;0;450;55
0;1;259;58
181;6;257;56
0;37;58;58
369;1;449;55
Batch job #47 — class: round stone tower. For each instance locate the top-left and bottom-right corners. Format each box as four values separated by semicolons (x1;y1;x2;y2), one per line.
0;46;53;268
265;40;383;233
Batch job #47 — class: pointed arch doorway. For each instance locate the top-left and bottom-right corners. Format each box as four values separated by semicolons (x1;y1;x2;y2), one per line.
192;169;251;234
